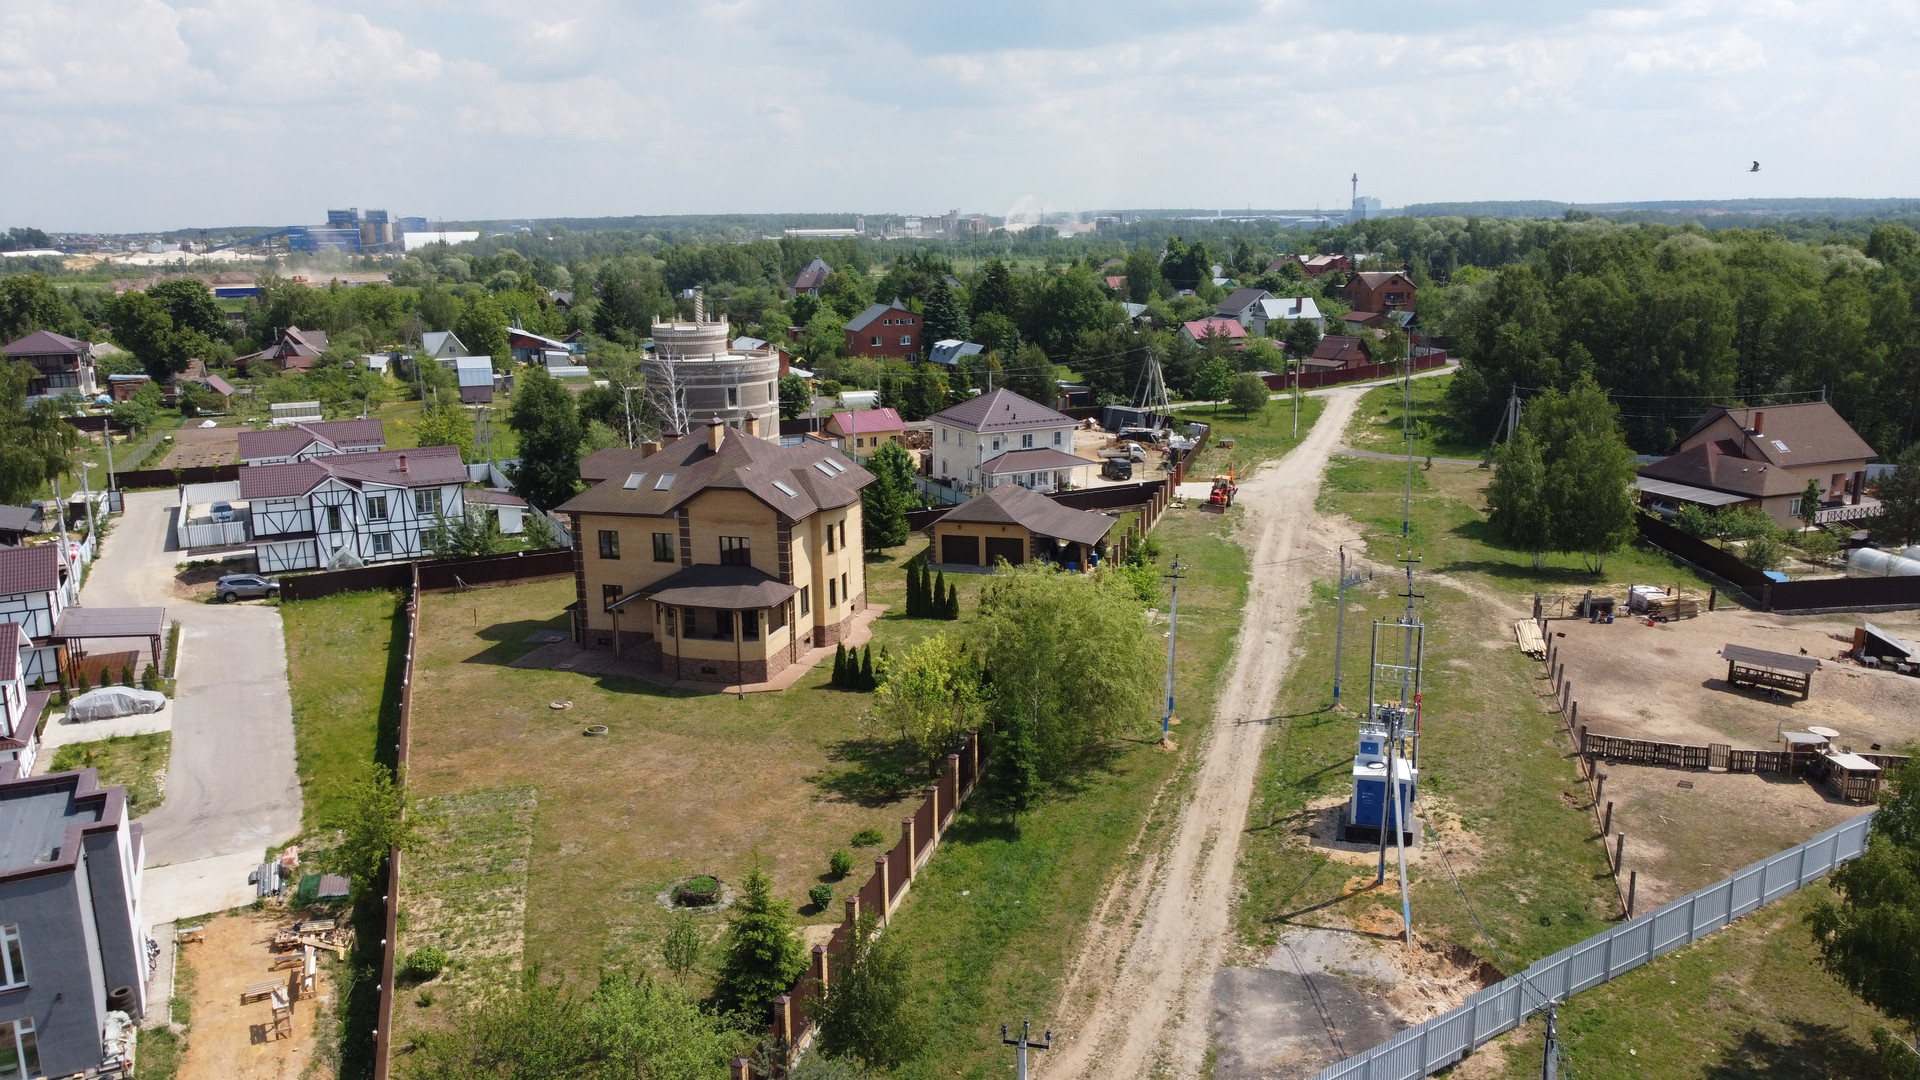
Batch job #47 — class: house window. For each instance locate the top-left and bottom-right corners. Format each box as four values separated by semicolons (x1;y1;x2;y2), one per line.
838;521;847;549
602;584;623;611
829;578;837;607
1054;430;1063;446
842;572;850;603
992;438;1001;451
770;601;787;630
900;335;912;347
325;506;342;531
719;536;751;566
741;609;760;641
825;524;835;554
0;925;23;989
941;459;948;473
365;496;388;522
870;336;882;347
942;428;948;443
1788;498;1803;517
799;586;810;615
652;533;674;562
599;530;620;560
371;533;392;555
1022;433;1034;449
414;489;438;515
0;1018;40;1080
727;386;739;407
683;608;700;637
665;607;677;637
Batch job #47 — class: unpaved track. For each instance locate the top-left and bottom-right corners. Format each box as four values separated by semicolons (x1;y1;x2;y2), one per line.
1046;388;1366;1080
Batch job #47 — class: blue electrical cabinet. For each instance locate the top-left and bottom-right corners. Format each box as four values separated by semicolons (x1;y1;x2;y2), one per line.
1347;722;1417;831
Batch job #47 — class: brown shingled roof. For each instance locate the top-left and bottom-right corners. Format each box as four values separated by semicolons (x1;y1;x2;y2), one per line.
0;544;63;597
927;389;1073;434
1672;402;1876;465
558;425;871;521
934;484;1116;547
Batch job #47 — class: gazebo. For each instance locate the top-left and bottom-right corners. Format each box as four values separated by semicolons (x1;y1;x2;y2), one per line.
54;607;168;687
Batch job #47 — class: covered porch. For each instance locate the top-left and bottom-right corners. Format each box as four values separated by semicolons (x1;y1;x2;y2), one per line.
609;565;800;685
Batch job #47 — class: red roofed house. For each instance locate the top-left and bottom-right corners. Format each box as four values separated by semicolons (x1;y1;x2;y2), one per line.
844;300;922;359
1636;402;1880;528
1180;318;1248;348
1344;271;1417;313
3;330;97;399
239;326;329;373
824;408;907;455
1105;275;1127;292
1270;254;1352;278
237;419;387;465
0;543;77;683
240;446;469;572
1303;335;1371;370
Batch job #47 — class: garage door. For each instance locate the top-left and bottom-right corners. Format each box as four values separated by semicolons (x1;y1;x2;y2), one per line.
942;534;980;566
985;537;1026;566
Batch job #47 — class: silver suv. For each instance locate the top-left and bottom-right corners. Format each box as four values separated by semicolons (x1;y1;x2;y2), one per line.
216;574;279;602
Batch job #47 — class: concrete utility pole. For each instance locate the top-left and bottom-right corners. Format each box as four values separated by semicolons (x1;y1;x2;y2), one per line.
1541;1003;1560;1080
1332;546;1365;702
1162;556;1186;744
1002;1021;1052;1080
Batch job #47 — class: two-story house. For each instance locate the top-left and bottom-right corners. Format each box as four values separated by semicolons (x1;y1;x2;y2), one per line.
1214;288;1273;328
560;418;873;685
2;331;96;401
1250;296;1325;336
0;544;75;684
928;389;1085;493
1637;403;1880;528
240;446;469;572
789;257;832;298
1344;271;1417;313
236;419;387;465
0;623;46;776
0;762;148;1078
419;330;468;360
843;300;921;360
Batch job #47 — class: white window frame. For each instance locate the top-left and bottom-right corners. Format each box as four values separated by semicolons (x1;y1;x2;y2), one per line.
0;1017;38;1080
1053;430;1063;446
1788;497;1802;516
364;495;389;522
900;335;912;347
1022;433;1034;449
414;488;438;515
0;925;23;989
370;533;393;556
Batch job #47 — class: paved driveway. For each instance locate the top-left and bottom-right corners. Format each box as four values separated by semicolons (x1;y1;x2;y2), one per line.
79;490;302;917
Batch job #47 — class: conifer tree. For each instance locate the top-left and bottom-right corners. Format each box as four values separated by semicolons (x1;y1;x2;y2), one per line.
860;645;875;691
833;643;848;687
933;571;948;619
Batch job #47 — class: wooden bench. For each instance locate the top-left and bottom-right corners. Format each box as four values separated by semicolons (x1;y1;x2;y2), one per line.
242;980;282;1004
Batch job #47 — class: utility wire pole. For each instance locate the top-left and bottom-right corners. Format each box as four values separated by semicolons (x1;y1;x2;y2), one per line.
1002;1021;1052;1080
1162;555;1186;744
1332;546;1365;702
1541;1003;1559;1080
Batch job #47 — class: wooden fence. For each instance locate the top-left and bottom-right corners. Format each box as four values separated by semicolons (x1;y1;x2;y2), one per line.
278;548;573;601
1634;514;1920;614
754;728;991;1077
1258;351;1449;393
371;566;420;1080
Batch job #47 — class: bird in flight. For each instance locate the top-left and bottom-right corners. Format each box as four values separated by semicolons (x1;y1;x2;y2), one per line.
1750;161;1761;172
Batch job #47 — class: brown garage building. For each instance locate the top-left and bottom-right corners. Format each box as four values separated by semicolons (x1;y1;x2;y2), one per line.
928;484;1117;572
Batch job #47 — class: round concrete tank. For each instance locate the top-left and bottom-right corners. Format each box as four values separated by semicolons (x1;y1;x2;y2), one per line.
1846;547;1920;577
645;317;781;440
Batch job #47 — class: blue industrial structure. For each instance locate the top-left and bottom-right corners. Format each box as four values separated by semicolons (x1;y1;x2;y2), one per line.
204;207;406;255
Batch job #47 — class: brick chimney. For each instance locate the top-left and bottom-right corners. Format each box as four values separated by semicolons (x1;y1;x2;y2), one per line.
398;454;407;473
743;414;760;438
641;440;661;459
707;416;725;453
1751;410;1764;436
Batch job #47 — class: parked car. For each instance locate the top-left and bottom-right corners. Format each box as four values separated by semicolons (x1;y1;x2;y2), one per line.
1102;457;1133;481
209;501;235;523
216;574;279;602
67;686;167;721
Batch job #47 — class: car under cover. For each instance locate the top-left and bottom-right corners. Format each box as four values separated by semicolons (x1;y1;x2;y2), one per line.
66;686;168;722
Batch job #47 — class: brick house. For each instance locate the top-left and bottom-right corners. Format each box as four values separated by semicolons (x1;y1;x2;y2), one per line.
237;326;329;373
844;300;921;359
789;257;832;298
1269;254;1351;278
1344;271;1417;313
560;418;873;685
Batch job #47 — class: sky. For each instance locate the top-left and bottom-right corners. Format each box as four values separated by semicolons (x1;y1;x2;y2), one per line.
3;0;1916;232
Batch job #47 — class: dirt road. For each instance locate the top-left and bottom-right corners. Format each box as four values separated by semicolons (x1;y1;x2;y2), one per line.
1045;387;1366;1080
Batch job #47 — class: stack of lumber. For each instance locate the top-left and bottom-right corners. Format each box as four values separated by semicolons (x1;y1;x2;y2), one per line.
1644;594;1700;620
1513;619;1547;659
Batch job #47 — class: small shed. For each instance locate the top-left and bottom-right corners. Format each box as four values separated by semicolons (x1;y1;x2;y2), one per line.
1819;751;1882;804
463;488;527;535
927;485;1116;572
1855;622;1916;670
455;357;495;404
1722;643;1818;700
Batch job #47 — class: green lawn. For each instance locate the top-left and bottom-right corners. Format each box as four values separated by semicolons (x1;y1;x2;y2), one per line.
1174;392;1329;473
1483;889;1892;1080
1346;371;1490;461
51;732;171;816
280;589;407;830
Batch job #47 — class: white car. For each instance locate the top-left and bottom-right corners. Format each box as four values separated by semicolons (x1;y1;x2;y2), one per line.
66;687;168;722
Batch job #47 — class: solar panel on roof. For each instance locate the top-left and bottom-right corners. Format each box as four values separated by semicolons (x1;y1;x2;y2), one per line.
654;474;675;490
772;480;798;497
623;472;645;489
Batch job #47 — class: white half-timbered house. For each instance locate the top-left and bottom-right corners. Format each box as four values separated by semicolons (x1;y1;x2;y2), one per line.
0;543;76;683
240;446;469;572
0;623;42;775
237;419;388;465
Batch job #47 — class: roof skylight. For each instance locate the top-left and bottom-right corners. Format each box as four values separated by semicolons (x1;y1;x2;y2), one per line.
772;480;799;497
654;474;676;490
623;472;645;489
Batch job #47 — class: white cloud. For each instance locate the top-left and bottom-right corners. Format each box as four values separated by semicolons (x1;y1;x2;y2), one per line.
0;0;1914;229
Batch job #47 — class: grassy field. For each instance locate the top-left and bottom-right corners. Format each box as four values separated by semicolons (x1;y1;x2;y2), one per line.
51;732;171;816
1480;888;1890;1080
1174;392;1329;474
280;589;407;829
1346;370;1490;461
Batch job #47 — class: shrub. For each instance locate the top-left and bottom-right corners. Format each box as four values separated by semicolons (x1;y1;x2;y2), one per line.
140;664;159;691
673;875;721;907
76;669;90;694
404;944;448;981
808;883;834;909
828;849;853;878
121;665;133;687
850;828;885;848
1742;533;1788;572
1795;528;1841;563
